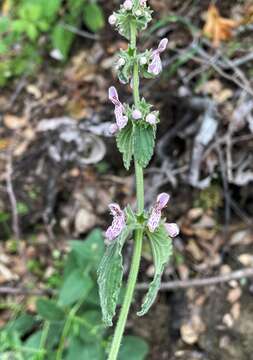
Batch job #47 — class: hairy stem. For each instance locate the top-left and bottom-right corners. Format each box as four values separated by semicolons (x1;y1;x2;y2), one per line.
108;21;144;360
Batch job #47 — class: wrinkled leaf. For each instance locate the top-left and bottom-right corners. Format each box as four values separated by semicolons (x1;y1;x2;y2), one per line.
97;227;131;326
134;125;155;168
137;225;172;316
116;122;134;170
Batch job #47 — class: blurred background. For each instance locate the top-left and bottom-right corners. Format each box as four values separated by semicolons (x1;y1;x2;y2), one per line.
0;0;253;359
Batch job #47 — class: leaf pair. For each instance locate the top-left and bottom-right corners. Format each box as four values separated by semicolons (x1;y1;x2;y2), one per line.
98;217;173;325
117;122;155;170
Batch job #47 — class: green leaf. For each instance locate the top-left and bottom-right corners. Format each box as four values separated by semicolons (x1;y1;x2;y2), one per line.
134;125;155;168
6;314;36;336
119;336;149;360
36;298;65;321
66;337;104;360
97;227;131;326
78;310;105;343
116;122;134;170
51;23;75;60
83;4;105;33
70;229;105;269
59;270;93;306
137;225;172;316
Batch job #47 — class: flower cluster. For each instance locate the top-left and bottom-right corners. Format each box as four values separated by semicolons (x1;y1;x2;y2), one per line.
108;87;159;134
105;193;179;243
108;0;152;40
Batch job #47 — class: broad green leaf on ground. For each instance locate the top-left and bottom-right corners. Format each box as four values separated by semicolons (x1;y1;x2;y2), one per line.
78;310;105;343
36;298;65;321
59;270;93;306
119;336;149;360
83;4;105;33
97;227;131;326
70;229;105;268
6;314;35;336
116;122;134;170
66;337;104;360
51;23;74;60
137;225;172;316
134;125;155;168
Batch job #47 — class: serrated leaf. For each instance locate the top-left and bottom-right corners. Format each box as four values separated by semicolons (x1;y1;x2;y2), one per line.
116;122;134;170
137;225;172;316
97;227;131;326
134;125;155;168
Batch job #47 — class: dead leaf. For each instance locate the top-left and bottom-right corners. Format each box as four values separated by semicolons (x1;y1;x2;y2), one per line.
227;287;242;304
3;114;27;130
231;302;241;320
238;253;253;267
203;5;238;47
223;313;234;328
180;323;199;345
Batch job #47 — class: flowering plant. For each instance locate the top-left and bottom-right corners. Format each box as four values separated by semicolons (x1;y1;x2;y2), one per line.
98;1;179;358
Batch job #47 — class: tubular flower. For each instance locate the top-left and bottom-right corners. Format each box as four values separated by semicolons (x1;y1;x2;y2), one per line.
148;38;168;76
109;86;128;130
164;223;179;237
147;192;170;232
105;203;126;243
123;0;133;10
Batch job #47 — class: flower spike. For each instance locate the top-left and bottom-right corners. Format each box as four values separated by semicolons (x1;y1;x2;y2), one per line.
108;86;128;130
148;38;168;76
105;203;126;244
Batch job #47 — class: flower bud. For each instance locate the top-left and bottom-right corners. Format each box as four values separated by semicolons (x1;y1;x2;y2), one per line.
140;0;147;5
135;9;142;16
165;223;179;237
140;56;147;65
132;109;142;120
117;58;126;67
146;113;157;124
108;14;117;25
123;0;133;10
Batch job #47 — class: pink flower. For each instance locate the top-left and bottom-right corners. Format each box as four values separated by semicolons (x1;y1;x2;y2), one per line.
147;193;170;232
123;0;133;10
148;38;168;76
108;86;128;130
105;203;126;243
132;109;142;120
146;113;157;124
108;14;117;25
140;0;147;5
164;223;179;237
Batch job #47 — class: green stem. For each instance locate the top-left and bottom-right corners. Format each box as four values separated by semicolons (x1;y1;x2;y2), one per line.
108;20;145;360
108;229;143;360
56;300;83;360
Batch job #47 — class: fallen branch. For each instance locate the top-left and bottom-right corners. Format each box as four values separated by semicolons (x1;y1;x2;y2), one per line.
136;267;253;291
0;286;55;296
